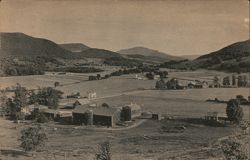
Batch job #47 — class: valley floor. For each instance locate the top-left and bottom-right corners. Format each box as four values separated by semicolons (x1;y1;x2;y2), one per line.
0;69;249;159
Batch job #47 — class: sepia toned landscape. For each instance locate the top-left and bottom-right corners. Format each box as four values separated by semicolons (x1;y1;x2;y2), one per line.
0;0;250;160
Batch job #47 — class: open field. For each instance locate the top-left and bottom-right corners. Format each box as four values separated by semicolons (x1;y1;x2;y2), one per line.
0;117;244;160
0;70;250;159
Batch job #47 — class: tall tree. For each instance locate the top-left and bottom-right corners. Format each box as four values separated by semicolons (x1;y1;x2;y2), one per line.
0;90;8;116
223;76;230;86
226;99;243;124
232;75;236;86
155;79;166;89
13;83;28;109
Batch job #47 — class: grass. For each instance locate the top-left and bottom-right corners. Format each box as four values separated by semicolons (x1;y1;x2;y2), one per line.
0;69;249;159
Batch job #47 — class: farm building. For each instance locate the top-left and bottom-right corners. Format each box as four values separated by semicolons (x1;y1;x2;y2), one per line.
87;91;97;99
40;109;58;120
152;113;163;120
21;104;48;115
59;99;90;109
56;110;73;124
124;103;141;119
72;105;121;127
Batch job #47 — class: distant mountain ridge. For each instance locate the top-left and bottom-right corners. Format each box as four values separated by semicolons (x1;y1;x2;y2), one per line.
59;43;90;52
117;46;183;62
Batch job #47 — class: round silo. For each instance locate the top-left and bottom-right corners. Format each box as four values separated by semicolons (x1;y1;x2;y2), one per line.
85;109;93;125
122;106;132;121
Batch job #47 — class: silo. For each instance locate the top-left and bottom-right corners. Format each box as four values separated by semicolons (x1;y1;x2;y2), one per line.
85;109;93;125
122;106;132;121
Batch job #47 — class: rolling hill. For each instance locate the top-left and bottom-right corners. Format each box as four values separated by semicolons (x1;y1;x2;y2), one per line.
174;39;250;72
0;32;144;76
79;48;122;59
0;32;73;59
59;43;90;52
117;46;183;63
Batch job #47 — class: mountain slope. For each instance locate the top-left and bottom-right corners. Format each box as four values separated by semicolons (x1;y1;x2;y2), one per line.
0;32;74;59
59;43;90;52
197;40;250;60
180;54;201;60
117;47;183;62
79;48;122;59
174;39;250;72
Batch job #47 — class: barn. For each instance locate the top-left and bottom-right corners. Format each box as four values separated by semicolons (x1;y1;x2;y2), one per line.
93;107;120;127
72;105;121;127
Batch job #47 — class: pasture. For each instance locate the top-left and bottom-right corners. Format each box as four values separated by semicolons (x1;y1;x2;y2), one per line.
0;69;249;160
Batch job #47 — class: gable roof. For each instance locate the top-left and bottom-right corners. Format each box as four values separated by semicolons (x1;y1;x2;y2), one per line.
73;105;120;117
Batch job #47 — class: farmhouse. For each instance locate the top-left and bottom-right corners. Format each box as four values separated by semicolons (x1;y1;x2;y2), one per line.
87;91;97;99
72;105;121;127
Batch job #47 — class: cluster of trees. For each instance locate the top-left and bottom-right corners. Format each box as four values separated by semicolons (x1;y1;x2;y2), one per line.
88;66;167;81
215;61;250;73
50;66;103;73
103;57;143;68
4;65;45;76
110;68;143;77
4;84;29;120
159;59;189;69
222;75;248;87
155;78;184;90
1;84;63;120
89;74;105;81
29;87;63;109
145;70;168;80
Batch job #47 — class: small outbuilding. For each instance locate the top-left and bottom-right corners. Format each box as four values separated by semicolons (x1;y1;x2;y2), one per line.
125;103;141;119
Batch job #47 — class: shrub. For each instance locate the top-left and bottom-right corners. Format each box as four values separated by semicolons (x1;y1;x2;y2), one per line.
96;141;111;160
20;125;47;152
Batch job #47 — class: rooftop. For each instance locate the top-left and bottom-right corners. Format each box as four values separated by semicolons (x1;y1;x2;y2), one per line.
73;105;120;117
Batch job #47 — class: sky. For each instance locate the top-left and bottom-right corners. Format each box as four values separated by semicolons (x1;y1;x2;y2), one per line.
0;0;249;56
